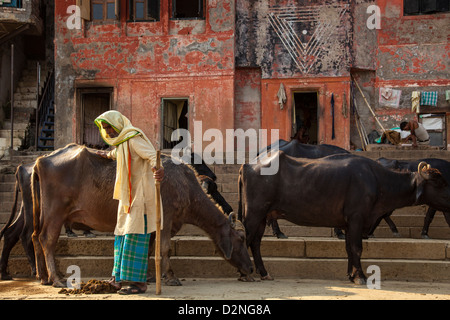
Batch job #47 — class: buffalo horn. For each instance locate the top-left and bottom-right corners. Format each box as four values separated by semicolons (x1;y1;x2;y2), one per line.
229;212;236;228
418;162;430;178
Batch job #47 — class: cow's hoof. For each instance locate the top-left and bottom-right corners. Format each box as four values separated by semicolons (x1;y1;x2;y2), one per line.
421;234;430;239
84;232;97;238
165;278;182;286
352;277;367;285
260;274;274;281
41;279;50;285
393;232;401;238
238;275;255;282
52;280;67;288
276;233;288;239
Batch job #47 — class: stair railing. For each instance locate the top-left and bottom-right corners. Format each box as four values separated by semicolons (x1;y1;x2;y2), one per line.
35;68;54;150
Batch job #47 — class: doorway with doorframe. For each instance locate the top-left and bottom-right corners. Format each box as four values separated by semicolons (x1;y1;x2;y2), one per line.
79;88;112;149
161;98;188;149
292;91;318;144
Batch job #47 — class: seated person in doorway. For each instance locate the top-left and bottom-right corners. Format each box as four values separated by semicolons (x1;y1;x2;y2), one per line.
400;120;430;147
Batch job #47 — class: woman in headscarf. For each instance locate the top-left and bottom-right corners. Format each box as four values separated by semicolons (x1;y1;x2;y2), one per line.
95;110;164;295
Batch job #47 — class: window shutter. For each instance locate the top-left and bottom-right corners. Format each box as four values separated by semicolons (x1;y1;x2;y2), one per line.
77;0;91;20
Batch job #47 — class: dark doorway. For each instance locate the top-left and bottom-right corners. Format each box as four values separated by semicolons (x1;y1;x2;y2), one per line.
162;98;188;149
292;92;318;144
80;89;111;148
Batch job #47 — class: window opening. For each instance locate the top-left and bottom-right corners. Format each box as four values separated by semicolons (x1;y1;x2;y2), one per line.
129;0;160;21
162;98;188;149
172;0;204;19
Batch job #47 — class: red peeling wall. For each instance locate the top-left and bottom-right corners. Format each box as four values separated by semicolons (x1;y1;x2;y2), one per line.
54;0;235;149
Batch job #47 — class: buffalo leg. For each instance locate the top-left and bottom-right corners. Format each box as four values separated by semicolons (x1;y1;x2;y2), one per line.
384;216;400;237
271;220;288;239
0;224;22;280
32;230;48;285
160;228;181;286
421;207;436;239
20;233;36;277
21;215;36;277
345;220;366;285
39;218;65;287
444;212;450;227
248;217;272;280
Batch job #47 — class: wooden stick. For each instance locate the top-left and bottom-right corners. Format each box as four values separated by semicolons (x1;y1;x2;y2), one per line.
352;76;386;133
155;150;162;295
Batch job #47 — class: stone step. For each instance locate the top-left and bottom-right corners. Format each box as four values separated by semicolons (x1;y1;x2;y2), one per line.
5;236;449;261
17;86;37;94
13;100;37;109
0;137;22;149
4;236;449;281
2;121;29;131
0;129;27;140
14;92;38;101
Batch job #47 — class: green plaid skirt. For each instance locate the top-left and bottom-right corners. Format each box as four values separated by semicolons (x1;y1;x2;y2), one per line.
112;216;151;283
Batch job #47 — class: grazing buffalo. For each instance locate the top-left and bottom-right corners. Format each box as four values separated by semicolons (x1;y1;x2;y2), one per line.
258;139;350;238
0;164;35;280
377;157;450;238
238;151;450;284
32;144;252;287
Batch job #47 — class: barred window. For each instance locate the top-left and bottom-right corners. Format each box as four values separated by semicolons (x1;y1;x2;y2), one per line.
404;0;449;15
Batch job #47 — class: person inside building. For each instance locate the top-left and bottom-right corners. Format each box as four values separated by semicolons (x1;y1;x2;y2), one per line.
400;120;430;147
95;110;164;295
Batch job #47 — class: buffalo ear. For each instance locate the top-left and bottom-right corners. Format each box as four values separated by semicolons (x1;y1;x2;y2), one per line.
217;235;233;260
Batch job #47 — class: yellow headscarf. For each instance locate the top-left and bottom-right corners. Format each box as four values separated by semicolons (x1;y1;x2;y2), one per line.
94;110;151;214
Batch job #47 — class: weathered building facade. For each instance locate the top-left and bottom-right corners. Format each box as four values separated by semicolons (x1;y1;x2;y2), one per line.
50;0;450;151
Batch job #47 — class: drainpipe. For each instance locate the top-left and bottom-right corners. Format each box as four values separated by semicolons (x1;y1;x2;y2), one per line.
10;43;14;154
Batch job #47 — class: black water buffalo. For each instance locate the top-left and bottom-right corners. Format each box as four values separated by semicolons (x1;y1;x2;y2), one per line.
257;139;350;238
0;164;35;280
377;157;450;238
238;151;450;284
32;144;252;287
189;152;233;215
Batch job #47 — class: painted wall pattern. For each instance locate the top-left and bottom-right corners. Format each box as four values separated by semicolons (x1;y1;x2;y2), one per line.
235;1;352;78
267;4;349;74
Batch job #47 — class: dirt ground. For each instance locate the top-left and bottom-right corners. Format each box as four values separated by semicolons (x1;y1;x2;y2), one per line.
0;277;449;301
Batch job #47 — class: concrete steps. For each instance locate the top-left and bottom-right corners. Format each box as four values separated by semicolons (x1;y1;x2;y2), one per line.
0;60;48;158
1;150;450;283
3;236;449;282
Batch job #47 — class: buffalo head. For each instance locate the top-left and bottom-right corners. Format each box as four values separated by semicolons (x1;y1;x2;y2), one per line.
215;212;253;276
416;162;450;212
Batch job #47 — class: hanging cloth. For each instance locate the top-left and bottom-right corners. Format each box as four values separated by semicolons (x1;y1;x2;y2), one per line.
411;91;420;113
331;93;335;140
277;83;286;109
420;91;438;107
